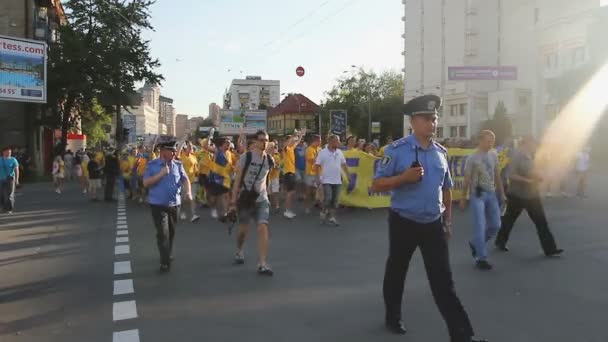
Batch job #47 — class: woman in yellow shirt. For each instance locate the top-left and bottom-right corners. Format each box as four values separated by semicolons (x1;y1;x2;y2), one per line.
266;142;282;212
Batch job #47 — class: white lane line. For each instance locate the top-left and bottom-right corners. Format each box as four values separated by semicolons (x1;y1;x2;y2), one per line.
113;329;140;342
117;214;127;218
115;245;130;255
116;237;129;243
113;300;138;321
117;230;128;236
113;279;134;295
117;225;128;230
117;220;127;224
114;261;132;275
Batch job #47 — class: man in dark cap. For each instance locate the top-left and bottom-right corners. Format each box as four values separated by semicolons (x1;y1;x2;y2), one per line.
372;95;488;342
143;141;192;272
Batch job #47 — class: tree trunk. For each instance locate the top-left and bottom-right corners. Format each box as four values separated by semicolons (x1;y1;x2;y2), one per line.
59;94;75;155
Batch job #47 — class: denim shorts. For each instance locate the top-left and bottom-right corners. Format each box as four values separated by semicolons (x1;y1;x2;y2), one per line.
238;199;270;225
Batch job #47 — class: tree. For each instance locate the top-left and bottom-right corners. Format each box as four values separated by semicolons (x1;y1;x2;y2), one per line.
323;69;404;141
481;101;513;146
81;98;111;148
47;0;163;151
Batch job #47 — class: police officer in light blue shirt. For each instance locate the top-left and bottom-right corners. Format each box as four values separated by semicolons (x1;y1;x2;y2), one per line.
143;141;192;273
372;95;487;342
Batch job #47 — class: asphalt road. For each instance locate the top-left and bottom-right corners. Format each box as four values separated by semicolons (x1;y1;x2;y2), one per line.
1;174;607;342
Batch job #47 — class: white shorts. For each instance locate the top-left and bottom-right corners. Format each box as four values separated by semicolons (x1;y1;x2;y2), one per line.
304;175;317;187
89;178;102;190
268;178;280;194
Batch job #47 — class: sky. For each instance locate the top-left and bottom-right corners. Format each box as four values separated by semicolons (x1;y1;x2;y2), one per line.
143;0;404;117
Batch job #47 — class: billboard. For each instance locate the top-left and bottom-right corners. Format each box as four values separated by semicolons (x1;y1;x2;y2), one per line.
0;35;47;103
219;109;267;135
330;110;347;138
371;122;381;134
448;66;517;81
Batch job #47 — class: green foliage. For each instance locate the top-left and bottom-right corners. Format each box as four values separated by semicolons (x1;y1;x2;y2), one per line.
323;69;404;140
481;101;513;146
47;0;163;148
81;98;111;148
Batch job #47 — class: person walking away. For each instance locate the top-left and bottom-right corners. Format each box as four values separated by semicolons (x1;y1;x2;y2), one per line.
120;152;133;200
575;146;590;198
135;146;148;203
73;151;84;192
495;136;564;256
87;154;102;201
196;138;212;207
304;135;322;214
207;138;233;220
315;135;350;226
0;146;20;214
459;130;506;271
52;156;65;194
282;129;305;219
266;142;281;213
179;142;200;222
295;140;307;200
81;151;90;194
229;130;274;275
372;95;488;342
104;151;119;202
64;150;74;182
143;141;192;272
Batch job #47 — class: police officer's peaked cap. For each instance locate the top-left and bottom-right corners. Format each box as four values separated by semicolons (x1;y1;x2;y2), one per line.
403;94;442;116
158;141;178;151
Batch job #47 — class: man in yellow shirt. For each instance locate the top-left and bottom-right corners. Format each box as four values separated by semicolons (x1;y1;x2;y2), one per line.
120;152;133;199
180;142;201;222
266;142;281;213
196;138;212;205
135;145;148;203
282;129;305;219
304;134;322;214
379;136;394;157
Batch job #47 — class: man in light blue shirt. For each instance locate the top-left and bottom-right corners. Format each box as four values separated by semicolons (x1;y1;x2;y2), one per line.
1;146;20;214
372;95;487;342
143;141;192;272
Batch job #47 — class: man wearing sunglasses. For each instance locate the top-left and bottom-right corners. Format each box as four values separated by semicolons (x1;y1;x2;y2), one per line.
143;141;193;273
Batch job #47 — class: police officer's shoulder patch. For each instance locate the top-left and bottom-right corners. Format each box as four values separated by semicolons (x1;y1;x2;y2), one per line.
381;156;392;166
390;137;408;148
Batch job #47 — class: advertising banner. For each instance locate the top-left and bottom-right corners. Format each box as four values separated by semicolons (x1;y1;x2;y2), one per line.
338;148;511;207
330;110;347;138
0;35;47;103
448;66;517;81
371;122;381;134
219;109;267;135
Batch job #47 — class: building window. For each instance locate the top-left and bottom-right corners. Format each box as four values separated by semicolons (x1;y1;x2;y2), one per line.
450;126;457;137
459;126;467;138
437;127;444;138
450;104;458;116
519;95;528;105
459;103;467;116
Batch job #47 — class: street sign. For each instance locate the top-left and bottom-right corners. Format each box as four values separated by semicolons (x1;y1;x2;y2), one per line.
371;122;381;134
296;66;305;77
448;66;517;81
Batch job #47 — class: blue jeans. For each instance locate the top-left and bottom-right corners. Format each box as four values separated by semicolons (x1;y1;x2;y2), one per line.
322;184;342;210
469;191;501;261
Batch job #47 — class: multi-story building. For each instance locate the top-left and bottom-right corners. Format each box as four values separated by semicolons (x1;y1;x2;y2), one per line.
402;0;603;139
209;102;221;126
175;114;188;139
121;105;159;138
186;117;205;139
0;0;66;175
268;94;319;135
224;76;280;110
159;95;176;136
140;82;160;111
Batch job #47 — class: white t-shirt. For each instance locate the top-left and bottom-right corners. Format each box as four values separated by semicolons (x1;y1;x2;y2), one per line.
315;147;346;185
575;151;590;172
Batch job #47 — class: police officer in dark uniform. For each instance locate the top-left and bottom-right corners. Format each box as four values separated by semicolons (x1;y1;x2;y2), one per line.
143;141;192;273
372;95;488;342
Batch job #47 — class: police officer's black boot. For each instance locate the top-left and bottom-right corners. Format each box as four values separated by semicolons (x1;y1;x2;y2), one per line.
385;314;407;335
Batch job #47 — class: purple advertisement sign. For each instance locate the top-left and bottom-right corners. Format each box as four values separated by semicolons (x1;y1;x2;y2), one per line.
448;66;518;81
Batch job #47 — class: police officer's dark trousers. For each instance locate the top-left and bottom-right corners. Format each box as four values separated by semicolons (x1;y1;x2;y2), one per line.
105;175;116;201
496;194;558;253
383;210;474;341
150;204;179;265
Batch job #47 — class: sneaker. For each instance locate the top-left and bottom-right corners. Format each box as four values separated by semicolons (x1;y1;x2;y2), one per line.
304;208;311;215
211;208;218;219
6;211;13;215
159;264;170;273
234;251;245;265
82;189;87;194
180;212;187;220
138;198;143;204
257;263;274;276
190;214;201;223
55;189;61;194
320;210;327;222
283;210;296;219
475;260;493;271
545;248;564;257
328;217;339;226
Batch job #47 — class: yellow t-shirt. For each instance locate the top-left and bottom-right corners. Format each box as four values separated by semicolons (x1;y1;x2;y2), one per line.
121;159;132;178
94;152;104;165
82;160;89;177
196;150;211;175
283;146;296;174
379;145;389;157
269;152;281;180
181;153;198;182
305;146;321;176
136;156;147;177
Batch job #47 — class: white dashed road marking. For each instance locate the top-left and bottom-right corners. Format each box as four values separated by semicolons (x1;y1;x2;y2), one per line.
114;261;132;275
113;329;140;342
113;300;138;321
117;230;128;236
114;279;134;295
114;245;130;255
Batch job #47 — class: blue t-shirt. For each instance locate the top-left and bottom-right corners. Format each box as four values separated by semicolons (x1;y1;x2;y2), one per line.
0;157;19;181
295;145;306;171
143;159;188;207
